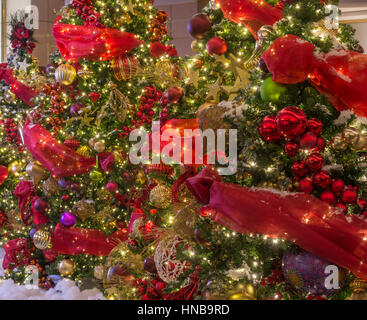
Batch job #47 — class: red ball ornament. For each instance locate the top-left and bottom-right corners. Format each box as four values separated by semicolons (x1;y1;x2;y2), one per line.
320;191;336;205
155;281;166;292
341;189;357;204
300;132;318;150
0;165;8;185
305;152;323;171
206;37;227;56
106;182;118;193
334;202;347;214
358;199;367;209
291;160;308;178
276;106;307;139
166;86;183;104
110;54;140;81
331;179;345;193
298;178;313;194
259;115;282;143
316;137;326;151
33;198;48;213
144;256;157;273
313;171;331;189
188;14;212;39
307;118;323;136
284;141;299;157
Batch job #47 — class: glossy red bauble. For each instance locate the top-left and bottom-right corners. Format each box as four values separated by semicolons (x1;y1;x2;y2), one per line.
276;106;307;139
106;182;118;193
307;118;323;136
331;179;345;193
284;141;299;157
341;189;357;204
0;166;8;185
305;152;323;171
259;115;282;143
206;37;227;56
316;137;326;151
313;171;331;189
291;160;308;178
155;281;166;292
166;86;183;104
300;132;318;150
298;178;313;194
320;191;336;205
188;14;212;39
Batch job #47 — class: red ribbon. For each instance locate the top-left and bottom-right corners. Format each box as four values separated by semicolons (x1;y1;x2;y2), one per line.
216;0;283;39
53;17;143;62
3;238;30;270
23;118;96;177
262;35;367;118
186;166;367;281
0;63;38;106
51;223;128;256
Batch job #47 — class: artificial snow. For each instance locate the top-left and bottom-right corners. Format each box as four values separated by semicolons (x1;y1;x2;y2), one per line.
0;248;106;300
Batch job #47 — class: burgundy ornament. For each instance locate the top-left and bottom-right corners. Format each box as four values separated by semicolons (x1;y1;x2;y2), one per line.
341;189;357;204
320;191;336;205
300;132;318;150
307;118;323;136
144;256;157;273
291;160;308;178
259;115;282;143
316;137;326;151
305;152;323;171
298;178;313;194
331;179;345;193
34;198;48;213
166;86;183;104
206;37;227;56
106;182;118;193
258;58;269;74
313;171;331;189
276;106;307;139
284;141;299;157
187;14;212;40
335;202;347;214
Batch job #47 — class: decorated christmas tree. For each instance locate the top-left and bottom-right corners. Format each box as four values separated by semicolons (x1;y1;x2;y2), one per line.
2;0;367;301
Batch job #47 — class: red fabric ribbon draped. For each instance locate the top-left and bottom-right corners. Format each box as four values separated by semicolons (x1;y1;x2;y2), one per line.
0;63;38;106
14;180;34;225
3;238;30;270
262;34;367;118
51;223;128;256
53;17;143;62
23;118;96;177
186;166;367;280
216;0;283;39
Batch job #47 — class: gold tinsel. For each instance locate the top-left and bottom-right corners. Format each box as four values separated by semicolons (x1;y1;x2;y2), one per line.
76;145;93;157
149;184;172;209
72;200;95;222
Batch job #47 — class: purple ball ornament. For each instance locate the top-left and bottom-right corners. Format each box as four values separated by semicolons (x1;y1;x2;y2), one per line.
282;250;346;296
60;211;77;227
45;64;56;76
58;178;69;189
70;104;83;116
30;228;37;238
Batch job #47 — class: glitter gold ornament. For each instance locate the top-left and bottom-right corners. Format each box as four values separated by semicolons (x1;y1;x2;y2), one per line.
72;200;95;222
330;133;348;151
8;161;24;175
342;127;360;145
94;141;106;153
26;162;49;185
348;279;367;300
55;63;77;86
90;168;104;183
76;145;92;157
352;135;367;151
58;259;76;276
173;202;200;240
43;176;59;196
149;184;172;209
33;230;52;250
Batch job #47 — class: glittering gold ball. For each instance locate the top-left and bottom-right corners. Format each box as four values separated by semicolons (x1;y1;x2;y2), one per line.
94;265;104;280
43;176;59;196
352;135;367;151
149;184;172;209
33;230;52;250
76;145;92;157
55;63;77;86
72;200;95;222
88;138;96;148
342;127;360;145
8;161;24;175
330;133;348;151
191;40;202;53
58;259;76;276
94;141;106;153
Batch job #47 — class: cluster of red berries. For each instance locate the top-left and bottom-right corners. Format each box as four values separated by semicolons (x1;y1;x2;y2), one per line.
10;22;35;54
120;86;162;137
0;118;24;151
135;278;167;300
149;11;168;42
43;83;66;115
260;269;284;287
72;0;105;28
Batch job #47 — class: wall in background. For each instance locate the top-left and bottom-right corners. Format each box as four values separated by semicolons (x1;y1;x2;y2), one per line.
351;22;367;50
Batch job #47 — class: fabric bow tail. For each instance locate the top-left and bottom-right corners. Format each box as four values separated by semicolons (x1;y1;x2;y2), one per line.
186;166;367;280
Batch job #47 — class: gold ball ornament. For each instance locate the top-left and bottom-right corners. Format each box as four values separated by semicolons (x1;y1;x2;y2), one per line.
330;133;348;151
348;279;367;300
43;176;59;196
8;161;24;175
352;135;367;151
72;200;95;222
110;54;140;82
26;162;49;185
55;63;77;86
88;138;96;148
3;90;16;103
342;127;361;145
33;230;52;250
94;265;104;280
58;259;76;276
149;184;172;209
94;141;106;153
173;202;200;240
191;40;202;53
76;145;92;157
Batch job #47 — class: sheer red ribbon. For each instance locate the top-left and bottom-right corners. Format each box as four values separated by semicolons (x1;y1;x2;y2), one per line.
215;0;283;39
262;34;367;118
53;17;143;62
3;238;30;270
186;166;367;280
23;118;96;177
0;63;38;106
51;223;128;256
